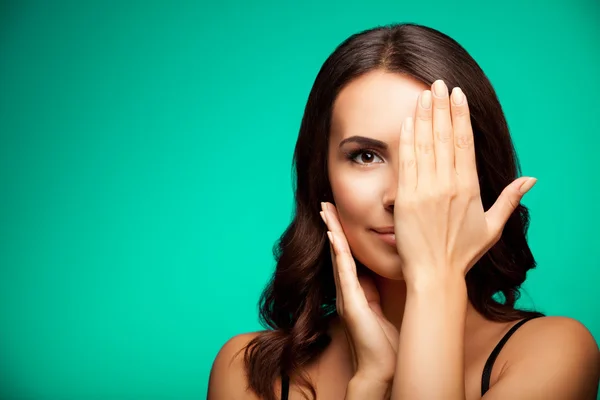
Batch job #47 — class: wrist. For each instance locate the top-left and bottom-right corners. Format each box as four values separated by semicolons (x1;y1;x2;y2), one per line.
345;374;391;400
405;269;467;296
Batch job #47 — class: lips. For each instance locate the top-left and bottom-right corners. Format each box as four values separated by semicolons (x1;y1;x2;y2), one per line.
372;227;395;234
372;229;396;246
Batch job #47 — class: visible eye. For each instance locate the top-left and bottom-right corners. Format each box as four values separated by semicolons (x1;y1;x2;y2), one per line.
345;148;384;166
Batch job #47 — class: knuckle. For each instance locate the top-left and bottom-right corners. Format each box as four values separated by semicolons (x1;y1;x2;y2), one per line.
400;158;416;171
507;195;519;210
435;129;452;143
452;105;470;117
458;180;479;198
455;134;473;149
432;189;450;202
464;183;480;198
417;110;432;122
434;98;450;110
426;190;443;204
441;182;458;198
492;228;503;244
417;142;434;154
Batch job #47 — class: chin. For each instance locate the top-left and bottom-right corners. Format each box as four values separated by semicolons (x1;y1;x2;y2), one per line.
364;262;405;280
346;230;405;280
353;250;405;280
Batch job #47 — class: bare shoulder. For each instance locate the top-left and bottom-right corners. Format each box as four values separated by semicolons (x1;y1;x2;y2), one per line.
207;331;264;400
485;316;600;399
509;316;598;356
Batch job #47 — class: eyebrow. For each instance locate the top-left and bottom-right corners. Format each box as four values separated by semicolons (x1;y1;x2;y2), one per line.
338;136;389;151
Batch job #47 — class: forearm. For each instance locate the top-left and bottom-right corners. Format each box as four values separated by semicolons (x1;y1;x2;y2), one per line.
391;272;468;400
345;375;391;400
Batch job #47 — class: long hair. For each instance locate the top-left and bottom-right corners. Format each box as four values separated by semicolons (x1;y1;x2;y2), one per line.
242;22;544;400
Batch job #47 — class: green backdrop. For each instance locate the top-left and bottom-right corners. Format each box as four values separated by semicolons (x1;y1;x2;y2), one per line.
1;1;598;399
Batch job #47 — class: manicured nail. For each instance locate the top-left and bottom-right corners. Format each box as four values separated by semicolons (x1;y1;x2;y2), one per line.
320;211;327;224
321;202;326;211
433;80;447;97
451;87;464;105
421;90;432;109
519;177;537;194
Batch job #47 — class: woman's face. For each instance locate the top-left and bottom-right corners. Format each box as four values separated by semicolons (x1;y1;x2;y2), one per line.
327;70;428;280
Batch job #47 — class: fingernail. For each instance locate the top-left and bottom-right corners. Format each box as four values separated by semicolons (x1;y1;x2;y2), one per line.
421;90;432;109
327;231;335;246
321;202;326;211
433;80;447;97
451;87;464;105
519;177;537;194
320;211;327;224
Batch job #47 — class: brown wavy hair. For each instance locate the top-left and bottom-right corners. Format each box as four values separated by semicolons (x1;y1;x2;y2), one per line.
241;22;544;400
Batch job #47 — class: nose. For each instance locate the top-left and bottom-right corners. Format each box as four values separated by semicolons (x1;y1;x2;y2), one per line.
382;170;397;213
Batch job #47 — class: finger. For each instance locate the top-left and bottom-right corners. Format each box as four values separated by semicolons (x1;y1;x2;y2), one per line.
327;233;345;313
327;231;341;293
485;177;536;239
328;230;369;315
432;80;455;183
324;204;357;277
324;205;367;311
321;209;343;308
450;87;478;187
414;89;435;188
398;116;417;192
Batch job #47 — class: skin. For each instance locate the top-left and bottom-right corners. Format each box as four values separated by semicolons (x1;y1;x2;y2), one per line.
208;70;600;400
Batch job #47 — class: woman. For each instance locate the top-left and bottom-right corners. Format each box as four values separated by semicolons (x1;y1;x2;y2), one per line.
208;23;599;399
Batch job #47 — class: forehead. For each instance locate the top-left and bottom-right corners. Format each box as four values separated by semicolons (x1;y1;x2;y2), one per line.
331;70;428;142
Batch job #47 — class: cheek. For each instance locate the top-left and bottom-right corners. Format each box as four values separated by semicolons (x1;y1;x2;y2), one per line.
332;174;376;230
330;172;403;279
331;174;383;261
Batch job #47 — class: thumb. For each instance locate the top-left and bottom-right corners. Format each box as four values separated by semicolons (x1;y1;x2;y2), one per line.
485;176;537;238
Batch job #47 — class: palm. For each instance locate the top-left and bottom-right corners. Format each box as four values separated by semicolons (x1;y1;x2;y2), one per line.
358;274;399;354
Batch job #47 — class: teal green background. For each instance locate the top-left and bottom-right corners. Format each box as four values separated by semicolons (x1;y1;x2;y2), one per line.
1;1;598;399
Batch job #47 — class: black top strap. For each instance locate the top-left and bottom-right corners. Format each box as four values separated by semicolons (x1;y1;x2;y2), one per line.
481;316;541;395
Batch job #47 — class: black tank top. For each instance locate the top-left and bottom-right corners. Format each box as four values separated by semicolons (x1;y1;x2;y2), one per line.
280;316;539;399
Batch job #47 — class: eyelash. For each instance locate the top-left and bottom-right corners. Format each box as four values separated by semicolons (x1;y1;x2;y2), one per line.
344;148;385;166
